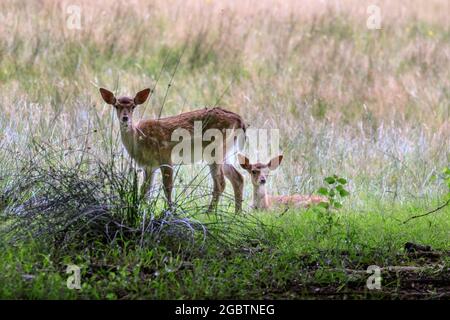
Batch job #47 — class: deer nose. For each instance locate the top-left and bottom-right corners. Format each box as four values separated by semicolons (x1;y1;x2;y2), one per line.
122;116;129;122
260;178;266;184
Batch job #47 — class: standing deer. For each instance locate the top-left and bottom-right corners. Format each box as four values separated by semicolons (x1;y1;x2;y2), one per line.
238;154;326;210
99;88;246;213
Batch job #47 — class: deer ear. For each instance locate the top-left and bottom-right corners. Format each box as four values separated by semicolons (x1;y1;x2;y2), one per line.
99;88;116;105
134;88;151;105
238;154;251;170
268;155;283;170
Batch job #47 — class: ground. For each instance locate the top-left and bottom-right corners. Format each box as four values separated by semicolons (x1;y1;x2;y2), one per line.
1;203;449;299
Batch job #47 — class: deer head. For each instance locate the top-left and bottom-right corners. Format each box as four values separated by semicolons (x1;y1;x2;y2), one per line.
238;154;283;186
99;88;151;128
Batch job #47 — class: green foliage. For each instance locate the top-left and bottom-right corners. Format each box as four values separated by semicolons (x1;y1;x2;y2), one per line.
317;175;350;210
314;175;350;235
1;202;449;299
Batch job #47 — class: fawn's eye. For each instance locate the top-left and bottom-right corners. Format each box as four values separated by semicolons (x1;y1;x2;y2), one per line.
251;170;257;175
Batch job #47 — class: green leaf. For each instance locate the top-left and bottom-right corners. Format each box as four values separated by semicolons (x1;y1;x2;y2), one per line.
337;186;350;197
318;187;329;196
318;202;329;209
324;177;336;184
337;178;347;184
329;189;335;197
333;202;343;208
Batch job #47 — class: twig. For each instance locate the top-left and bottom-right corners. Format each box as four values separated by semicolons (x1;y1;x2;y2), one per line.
403;198;450;224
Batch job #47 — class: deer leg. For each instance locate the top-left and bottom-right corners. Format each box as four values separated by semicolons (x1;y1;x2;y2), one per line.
208;164;226;212
223;164;244;213
140;167;155;199
161;165;173;208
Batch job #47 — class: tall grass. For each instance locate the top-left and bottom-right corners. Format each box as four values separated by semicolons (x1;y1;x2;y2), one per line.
0;138;268;253
0;0;448;209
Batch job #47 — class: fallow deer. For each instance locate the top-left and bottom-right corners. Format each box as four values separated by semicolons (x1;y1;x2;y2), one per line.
238;154;326;210
99;88;246;213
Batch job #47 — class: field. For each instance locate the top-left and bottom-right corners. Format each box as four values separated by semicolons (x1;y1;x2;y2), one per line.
0;0;449;299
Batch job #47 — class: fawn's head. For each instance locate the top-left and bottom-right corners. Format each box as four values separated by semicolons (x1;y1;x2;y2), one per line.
99;88;151;127
238;154;283;187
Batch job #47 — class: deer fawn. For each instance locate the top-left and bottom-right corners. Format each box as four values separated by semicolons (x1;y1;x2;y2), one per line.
238;154;326;210
99;88;246;213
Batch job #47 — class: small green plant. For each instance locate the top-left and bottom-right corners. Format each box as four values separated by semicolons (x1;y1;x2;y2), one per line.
317;175;350;210
313;175;350;235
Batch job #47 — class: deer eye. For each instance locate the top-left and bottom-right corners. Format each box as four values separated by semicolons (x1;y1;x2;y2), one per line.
251;170;257;175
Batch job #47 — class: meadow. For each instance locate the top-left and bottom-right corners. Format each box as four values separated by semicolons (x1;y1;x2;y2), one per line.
0;0;449;299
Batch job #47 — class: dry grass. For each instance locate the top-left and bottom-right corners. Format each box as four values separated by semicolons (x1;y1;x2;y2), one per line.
0;0;448;207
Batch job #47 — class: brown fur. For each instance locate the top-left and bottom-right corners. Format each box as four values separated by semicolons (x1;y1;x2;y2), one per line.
238;154;327;210
100;88;245;213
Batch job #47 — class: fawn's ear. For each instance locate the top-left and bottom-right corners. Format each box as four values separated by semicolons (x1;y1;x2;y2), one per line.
238;154;251;171
268;155;283;170
134;88;151;105
99;88;116;105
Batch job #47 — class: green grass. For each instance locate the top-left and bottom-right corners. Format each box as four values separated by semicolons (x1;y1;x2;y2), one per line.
1;201;448;299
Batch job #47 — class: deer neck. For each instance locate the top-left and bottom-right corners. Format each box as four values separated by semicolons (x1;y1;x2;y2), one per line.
119;122;139;156
253;184;271;209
